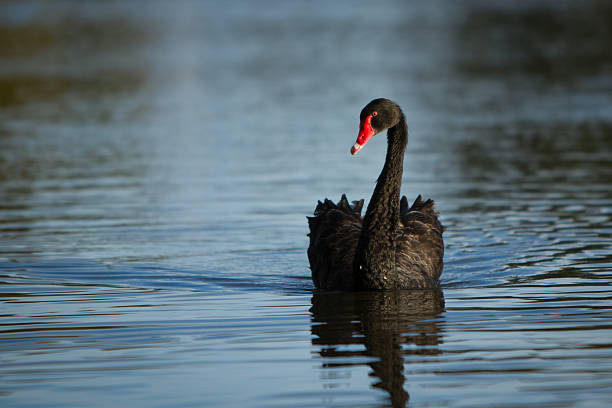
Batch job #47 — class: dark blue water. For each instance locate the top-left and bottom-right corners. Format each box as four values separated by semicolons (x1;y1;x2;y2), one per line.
1;1;611;407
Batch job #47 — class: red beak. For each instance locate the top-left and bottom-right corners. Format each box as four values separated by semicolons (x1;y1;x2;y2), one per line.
351;115;376;155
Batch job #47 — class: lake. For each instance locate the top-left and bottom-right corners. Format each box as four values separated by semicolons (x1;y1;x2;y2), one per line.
1;1;611;407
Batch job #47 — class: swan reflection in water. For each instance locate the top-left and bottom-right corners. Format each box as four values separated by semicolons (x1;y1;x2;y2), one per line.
310;290;444;407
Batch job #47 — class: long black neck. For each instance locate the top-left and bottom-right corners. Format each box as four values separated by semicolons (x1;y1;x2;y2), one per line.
354;113;408;289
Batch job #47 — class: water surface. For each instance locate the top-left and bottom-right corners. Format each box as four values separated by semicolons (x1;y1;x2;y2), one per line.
1;1;611;407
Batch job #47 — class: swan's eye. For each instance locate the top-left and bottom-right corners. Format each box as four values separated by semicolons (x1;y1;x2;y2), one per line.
372;112;378;117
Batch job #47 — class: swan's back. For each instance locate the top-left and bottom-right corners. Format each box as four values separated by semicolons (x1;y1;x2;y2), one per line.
307;194;444;290
307;195;363;290
395;195;444;288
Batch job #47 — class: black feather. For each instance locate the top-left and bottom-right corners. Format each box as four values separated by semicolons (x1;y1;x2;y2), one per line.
307;98;444;290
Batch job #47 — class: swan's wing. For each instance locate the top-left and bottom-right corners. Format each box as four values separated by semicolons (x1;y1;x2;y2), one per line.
307;194;363;290
395;195;445;288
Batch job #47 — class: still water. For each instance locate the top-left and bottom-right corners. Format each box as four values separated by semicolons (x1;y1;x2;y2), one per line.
1;1;612;407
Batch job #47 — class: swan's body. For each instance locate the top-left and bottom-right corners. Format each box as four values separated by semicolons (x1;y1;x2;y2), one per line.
307;99;444;290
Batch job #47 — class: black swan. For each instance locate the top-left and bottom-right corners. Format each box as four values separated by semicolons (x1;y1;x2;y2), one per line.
307;98;444;290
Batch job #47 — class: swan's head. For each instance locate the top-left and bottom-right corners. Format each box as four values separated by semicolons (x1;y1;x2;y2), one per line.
351;98;401;155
